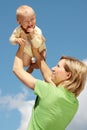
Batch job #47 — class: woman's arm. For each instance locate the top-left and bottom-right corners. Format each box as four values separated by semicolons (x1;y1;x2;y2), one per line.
32;47;55;86
13;42;36;90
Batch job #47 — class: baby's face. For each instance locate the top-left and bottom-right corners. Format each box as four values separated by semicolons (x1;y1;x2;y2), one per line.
20;12;36;33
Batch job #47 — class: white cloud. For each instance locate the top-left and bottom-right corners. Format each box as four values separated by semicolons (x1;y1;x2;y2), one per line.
0;88;35;130
17;100;34;130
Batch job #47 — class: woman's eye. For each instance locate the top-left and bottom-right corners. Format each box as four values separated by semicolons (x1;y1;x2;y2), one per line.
57;65;59;67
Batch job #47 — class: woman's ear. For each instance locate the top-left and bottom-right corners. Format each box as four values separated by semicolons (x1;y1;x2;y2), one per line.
67;72;71;79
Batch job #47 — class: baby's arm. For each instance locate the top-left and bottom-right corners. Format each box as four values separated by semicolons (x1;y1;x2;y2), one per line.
10;27;25;45
29;27;46;49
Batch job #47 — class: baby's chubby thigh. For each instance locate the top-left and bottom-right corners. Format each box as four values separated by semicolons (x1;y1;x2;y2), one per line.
23;44;33;66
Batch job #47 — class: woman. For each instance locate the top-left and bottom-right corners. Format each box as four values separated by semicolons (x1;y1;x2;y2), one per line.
13;41;87;130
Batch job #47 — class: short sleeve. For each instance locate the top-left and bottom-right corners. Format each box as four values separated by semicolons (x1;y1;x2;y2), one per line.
9;27;21;44
34;80;51;99
35;26;42;34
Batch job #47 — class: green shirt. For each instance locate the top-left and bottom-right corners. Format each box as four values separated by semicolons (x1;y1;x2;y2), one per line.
28;80;79;130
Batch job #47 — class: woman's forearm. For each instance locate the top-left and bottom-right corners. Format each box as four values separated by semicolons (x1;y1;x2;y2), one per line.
32;47;55;85
13;57;36;89
13;43;36;90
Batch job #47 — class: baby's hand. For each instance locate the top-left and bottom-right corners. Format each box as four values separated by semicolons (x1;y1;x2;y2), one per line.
15;38;26;45
28;29;35;39
28;28;34;33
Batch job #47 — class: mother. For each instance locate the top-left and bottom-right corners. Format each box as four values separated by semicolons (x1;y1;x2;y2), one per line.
13;41;87;130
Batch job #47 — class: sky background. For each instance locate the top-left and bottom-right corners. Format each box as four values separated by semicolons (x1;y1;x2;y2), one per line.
0;0;87;130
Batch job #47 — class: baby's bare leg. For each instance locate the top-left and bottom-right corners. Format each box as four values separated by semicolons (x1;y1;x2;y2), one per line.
27;62;39;73
23;53;35;73
23;52;32;67
27;49;46;73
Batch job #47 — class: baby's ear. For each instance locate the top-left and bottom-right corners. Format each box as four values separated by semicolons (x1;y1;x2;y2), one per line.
17;20;20;24
16;18;20;24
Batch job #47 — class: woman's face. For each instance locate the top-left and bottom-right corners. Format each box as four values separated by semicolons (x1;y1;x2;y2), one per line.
51;59;71;86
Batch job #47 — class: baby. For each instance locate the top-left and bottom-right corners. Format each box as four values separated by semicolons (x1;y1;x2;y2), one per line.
10;5;46;73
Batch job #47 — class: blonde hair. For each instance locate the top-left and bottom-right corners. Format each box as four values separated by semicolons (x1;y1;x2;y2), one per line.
16;5;35;20
59;56;87;97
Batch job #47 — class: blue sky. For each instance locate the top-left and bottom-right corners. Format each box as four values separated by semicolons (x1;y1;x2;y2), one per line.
0;0;87;130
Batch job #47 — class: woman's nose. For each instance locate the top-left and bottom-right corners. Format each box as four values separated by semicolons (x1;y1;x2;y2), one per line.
52;66;55;71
